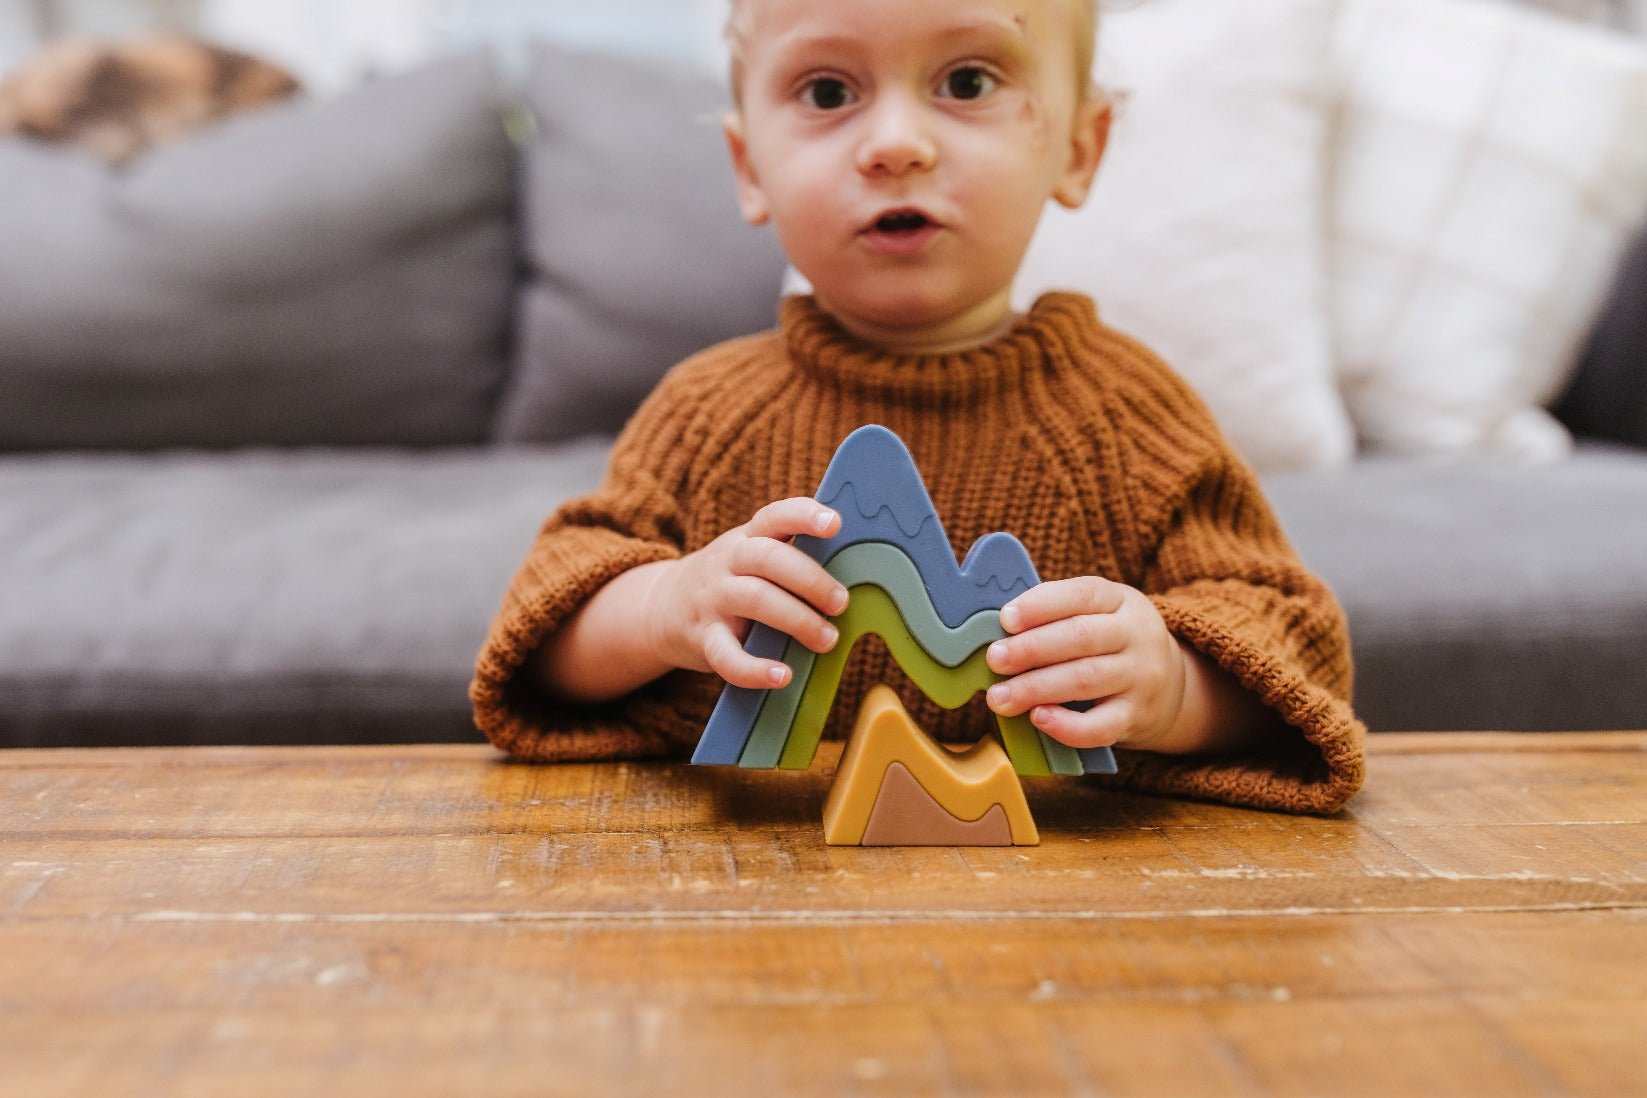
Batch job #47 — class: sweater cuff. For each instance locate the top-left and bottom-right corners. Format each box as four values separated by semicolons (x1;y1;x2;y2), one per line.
469;529;696;762
1094;592;1368;815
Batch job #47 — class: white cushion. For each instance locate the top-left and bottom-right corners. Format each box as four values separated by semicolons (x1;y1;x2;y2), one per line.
1014;0;1355;474
1329;0;1647;459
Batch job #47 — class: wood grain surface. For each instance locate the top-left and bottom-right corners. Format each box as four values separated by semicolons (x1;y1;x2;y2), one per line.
2;732;1644;1097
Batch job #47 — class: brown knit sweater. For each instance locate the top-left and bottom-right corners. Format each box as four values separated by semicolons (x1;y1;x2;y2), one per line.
470;292;1366;815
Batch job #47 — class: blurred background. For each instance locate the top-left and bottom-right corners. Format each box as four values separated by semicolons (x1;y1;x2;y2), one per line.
0;0;734;85
1;0;1638;88
2;0;1645;748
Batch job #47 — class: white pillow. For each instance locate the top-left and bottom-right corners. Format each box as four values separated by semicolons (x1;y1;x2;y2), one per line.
1330;0;1647;460
1014;0;1355;474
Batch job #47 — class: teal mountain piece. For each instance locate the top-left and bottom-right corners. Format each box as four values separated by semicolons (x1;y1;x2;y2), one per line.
690;424;1118;776
738;542;1012;770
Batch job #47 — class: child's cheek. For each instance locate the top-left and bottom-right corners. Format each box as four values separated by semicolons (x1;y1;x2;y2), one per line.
1019;92;1053;154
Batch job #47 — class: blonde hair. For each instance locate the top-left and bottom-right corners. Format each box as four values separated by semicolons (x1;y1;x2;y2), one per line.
725;0;1101;109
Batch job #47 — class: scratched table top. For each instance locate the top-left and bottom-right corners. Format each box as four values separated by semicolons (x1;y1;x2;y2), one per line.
1;731;1643;1097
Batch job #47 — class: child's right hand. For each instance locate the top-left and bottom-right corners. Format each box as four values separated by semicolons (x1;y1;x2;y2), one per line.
647;497;849;689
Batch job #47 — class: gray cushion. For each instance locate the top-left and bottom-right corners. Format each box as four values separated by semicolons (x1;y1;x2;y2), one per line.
1558;221;1647;449
1263;446;1647;732
492;41;790;444
0;443;609;747
8;436;1640;746
0;53;514;451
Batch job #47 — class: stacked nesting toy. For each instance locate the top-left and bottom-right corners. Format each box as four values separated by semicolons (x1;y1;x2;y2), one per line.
692;425;1117;846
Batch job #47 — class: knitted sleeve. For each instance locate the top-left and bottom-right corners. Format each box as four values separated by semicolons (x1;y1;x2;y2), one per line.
1083;334;1367;815
468;365;715;763
1123;446;1367;815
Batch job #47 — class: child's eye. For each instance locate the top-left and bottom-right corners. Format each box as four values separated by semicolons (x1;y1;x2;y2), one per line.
800;77;855;110
937;66;998;101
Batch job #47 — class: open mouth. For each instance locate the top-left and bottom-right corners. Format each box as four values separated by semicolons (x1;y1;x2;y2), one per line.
869;209;933;234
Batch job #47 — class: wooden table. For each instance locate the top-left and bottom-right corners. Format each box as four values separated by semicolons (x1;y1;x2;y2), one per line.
2;733;1644;1097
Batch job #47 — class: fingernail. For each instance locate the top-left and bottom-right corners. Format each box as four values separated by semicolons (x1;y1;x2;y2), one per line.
988;641;1007;666
988;683;1009;707
820;624;838;648
1031;706;1049;726
769;665;788;686
813;510;834;532
1000;605;1020;631
831;587;849;613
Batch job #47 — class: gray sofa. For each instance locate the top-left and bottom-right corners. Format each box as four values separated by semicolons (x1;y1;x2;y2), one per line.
2;45;1644;749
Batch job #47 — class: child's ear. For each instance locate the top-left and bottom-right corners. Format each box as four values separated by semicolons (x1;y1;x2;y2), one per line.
1051;88;1112;210
722;110;772;227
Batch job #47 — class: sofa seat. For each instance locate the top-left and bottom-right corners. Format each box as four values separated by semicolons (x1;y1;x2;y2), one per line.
1265;444;1647;732
0;442;609;747
4;441;1644;747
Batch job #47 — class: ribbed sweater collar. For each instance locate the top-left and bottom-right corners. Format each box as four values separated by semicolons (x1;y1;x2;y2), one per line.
780;291;1099;402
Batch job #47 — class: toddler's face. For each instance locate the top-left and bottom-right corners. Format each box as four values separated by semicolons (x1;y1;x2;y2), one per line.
724;0;1107;349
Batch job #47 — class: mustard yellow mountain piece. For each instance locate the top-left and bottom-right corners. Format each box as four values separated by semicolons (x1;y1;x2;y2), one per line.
824;684;1039;846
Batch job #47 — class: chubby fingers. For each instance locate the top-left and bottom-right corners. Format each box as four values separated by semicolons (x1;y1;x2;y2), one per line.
985;577;1134;743
986;653;1132;718
729;531;850;621
744;496;841;542
703;621;796;690
699;499;853;691
986;612;1126;677
1024;697;1132;750
998;575;1127;634
987;576;1130;706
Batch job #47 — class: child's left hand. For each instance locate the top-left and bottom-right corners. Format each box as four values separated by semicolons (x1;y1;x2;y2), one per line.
984;576;1189;752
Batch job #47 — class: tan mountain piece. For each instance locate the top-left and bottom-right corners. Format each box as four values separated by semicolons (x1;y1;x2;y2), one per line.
860;762;1015;846
823;684;1038;846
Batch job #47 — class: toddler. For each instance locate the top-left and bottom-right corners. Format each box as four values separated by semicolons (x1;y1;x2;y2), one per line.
471;0;1366;814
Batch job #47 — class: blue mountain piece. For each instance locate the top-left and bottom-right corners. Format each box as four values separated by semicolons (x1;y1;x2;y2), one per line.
691;425;1118;776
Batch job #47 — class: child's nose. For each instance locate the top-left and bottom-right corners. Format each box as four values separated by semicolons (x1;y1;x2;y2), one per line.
854;96;937;177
